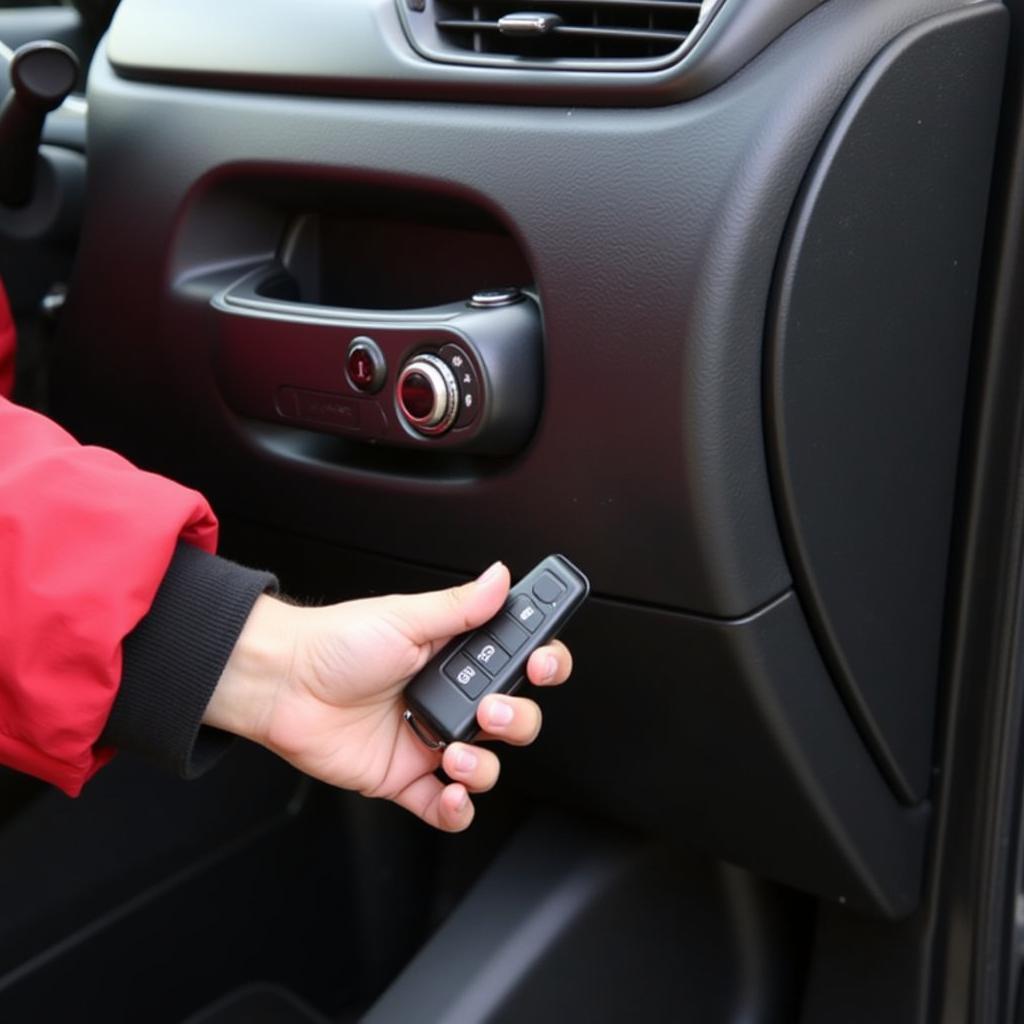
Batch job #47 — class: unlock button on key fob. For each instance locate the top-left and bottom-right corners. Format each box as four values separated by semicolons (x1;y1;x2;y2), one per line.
444;655;488;699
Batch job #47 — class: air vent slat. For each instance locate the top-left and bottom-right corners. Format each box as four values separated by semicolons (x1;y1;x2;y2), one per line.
426;0;707;63
437;19;689;44
461;0;702;10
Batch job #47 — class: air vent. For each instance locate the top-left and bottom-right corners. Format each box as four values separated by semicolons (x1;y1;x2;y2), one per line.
400;0;719;71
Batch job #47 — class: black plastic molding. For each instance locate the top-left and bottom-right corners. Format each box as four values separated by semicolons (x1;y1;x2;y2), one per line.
766;3;1009;802
105;0;827;108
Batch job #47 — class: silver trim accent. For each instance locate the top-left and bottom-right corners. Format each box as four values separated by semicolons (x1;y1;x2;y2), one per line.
497;13;563;36
469;287;525;308
396;353;459;436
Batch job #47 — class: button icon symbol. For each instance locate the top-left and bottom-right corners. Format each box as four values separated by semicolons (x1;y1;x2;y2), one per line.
346;338;385;394
457;666;477;686
464;394;474;409
451;355;464;368
478;644;496;664
508;596;543;633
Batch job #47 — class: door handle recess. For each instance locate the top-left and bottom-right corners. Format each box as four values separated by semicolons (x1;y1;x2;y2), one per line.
211;265;542;455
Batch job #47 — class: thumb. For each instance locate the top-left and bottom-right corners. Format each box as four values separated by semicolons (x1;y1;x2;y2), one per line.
386;561;511;644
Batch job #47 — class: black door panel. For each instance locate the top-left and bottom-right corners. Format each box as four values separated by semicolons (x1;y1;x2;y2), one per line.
49;0;1006;920
0;0;1010;1019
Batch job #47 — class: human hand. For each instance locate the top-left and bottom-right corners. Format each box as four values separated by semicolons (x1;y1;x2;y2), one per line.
202;562;573;831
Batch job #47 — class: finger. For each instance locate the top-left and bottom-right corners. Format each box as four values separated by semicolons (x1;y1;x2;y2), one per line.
526;640;573;688
391;774;475;832
387;562;511;645
442;743;501;793
477;694;543;746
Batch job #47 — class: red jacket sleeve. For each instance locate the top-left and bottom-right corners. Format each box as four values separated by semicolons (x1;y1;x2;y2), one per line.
0;281;218;794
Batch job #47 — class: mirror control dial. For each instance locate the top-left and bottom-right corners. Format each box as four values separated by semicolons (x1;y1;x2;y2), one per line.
397;353;459;435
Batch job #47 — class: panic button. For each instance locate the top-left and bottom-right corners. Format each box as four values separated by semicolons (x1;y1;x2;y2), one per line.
532;571;567;605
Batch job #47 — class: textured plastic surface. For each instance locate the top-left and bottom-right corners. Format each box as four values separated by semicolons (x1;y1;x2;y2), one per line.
766;4;1008;802
56;0;979;616
363;813;807;1023
519;590;929;916
404;555;589;744
104;0;826;107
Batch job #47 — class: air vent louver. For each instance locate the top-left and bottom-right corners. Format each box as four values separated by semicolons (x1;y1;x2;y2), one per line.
428;0;708;64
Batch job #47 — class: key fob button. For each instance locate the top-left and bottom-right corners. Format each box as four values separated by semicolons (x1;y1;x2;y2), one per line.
444;655;488;699
532;571;566;605
508;595;543;632
465;633;510;675
489;615;530;653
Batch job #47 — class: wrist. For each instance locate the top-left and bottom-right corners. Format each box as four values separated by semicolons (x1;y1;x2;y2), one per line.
201;593;301;746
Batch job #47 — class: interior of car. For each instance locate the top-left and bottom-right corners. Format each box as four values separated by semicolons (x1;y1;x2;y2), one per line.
2;0;1024;1020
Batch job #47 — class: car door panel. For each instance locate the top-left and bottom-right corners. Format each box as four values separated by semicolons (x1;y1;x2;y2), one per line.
0;0;1011;1019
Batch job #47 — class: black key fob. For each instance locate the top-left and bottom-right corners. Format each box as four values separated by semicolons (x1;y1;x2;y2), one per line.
403;554;590;749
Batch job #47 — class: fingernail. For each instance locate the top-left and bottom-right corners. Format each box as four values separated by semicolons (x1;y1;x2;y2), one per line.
541;654;558;682
477;561;505;586
454;748;478;773
487;699;515;727
454;787;469;811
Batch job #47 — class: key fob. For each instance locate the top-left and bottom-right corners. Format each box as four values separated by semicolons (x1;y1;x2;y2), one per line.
403;554;590;749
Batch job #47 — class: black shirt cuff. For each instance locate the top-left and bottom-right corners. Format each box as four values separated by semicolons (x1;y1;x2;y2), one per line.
100;541;278;779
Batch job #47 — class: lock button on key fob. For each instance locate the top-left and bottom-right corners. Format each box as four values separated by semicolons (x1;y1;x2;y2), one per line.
465;634;510;674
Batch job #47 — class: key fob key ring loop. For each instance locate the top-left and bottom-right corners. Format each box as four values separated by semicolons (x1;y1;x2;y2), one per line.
403;708;446;750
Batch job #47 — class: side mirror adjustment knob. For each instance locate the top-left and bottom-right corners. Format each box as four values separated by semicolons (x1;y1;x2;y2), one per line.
397;354;459;435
